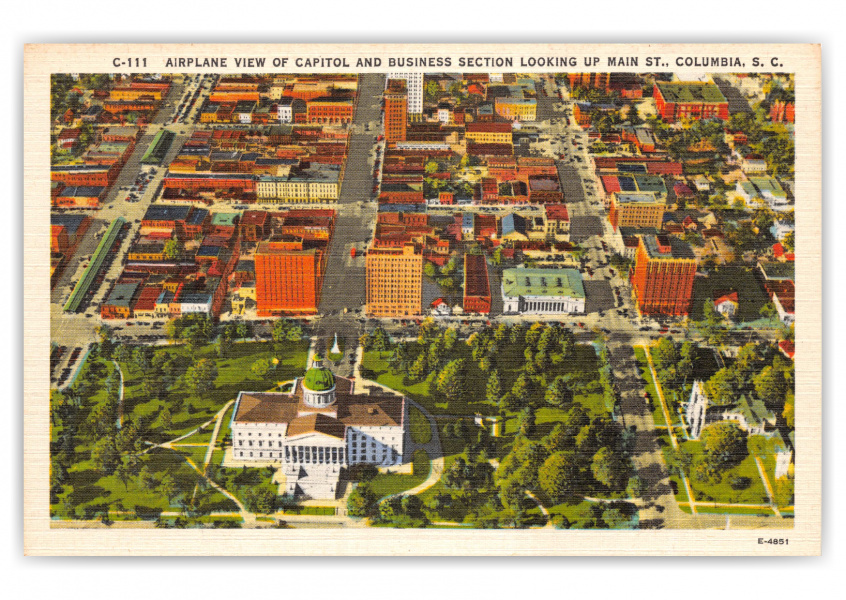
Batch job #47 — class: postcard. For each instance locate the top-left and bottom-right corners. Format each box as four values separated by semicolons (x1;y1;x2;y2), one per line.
23;43;821;555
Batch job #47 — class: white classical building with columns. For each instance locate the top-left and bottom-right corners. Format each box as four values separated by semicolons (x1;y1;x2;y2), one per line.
230;357;407;498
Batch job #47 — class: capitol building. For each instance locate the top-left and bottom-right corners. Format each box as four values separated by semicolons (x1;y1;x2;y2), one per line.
230;356;407;499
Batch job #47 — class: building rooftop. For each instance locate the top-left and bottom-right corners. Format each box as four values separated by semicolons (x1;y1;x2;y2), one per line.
211;212;239;227
103;282;140;309
641;234;696;260
143;204;193;222
615;191;661;204
501;267;585;299
233;376;403;428
759;261;795;281
656;81;728;104
302;356;335;392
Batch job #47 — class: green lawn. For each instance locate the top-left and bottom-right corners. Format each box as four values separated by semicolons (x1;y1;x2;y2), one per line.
409;406;432;444
686;451;770;505
117;340;309;439
174;445;209;471
369;450;431;499
690;266;774;324
51;339;308;520
362;343;603;419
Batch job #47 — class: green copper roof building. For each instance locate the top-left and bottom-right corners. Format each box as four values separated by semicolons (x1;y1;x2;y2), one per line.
501;268;585;299
302;355;335;392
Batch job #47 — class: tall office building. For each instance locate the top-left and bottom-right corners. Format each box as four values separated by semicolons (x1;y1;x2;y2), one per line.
366;243;422;317
255;240;325;316
631;234;697;316
383;78;408;146
385;72;423;116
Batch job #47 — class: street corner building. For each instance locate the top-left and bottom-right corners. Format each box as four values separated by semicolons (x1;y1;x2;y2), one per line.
365;242;423;317
631;234;697;316
230;357;407;499
501;267;586;315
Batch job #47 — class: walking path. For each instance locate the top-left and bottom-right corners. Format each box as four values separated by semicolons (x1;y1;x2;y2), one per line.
525;490;553;528
204;400;234;469
755;456;783;518
640;344;698;516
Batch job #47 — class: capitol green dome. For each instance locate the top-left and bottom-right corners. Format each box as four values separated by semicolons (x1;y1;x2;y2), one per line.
302;356;335;392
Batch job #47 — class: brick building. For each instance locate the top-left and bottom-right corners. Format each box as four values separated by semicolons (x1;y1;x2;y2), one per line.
653;82;729;123
254;241;325;316
463;253;491;314
384;79;408;146
366;243;422;317
608;192;666;231
631;234;697;316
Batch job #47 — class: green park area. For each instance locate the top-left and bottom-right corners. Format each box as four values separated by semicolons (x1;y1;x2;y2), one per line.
352;322;639;529
49;321;309;523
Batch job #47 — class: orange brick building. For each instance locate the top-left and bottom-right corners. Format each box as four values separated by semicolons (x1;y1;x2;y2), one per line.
463;253;491;314
632;235;697;316
254;241;325;316
366;243;422;317
384;79;408;146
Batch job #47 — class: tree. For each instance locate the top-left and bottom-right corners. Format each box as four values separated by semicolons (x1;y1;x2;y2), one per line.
163;239;181;259
184;359;218;396
602;506;629;529
545;375;573;408
251;358;271;377
424;160;439;174
138;465;157;491
651;338;678;371
626;103;642;125
443;327;458;351
760;302;778;321
486;371;502;406
132;347;152;372
700;421;746;471
407;353;428;383
590;447;629;490
783;394;795;428
91;437;120;475
423;262;437;278
347;484;377;517
754;365;787;406
773;475;794;506
510;373;532;405
159;406;173;431
115;460;132;491
538;451;578;503
517;407;536;437
706;367;737;406
436;359;466;404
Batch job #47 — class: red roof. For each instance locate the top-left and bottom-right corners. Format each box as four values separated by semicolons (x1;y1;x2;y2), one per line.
601;175;621;193
778;339;795;359
241;210;269;226
466;122;511;133
713;290;738;306
133;285;163;311
784;253;795;261
431;298;447;308
773;243;785;257
544;204;570;221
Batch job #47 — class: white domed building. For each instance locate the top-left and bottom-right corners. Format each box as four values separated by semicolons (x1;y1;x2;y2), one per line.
230;356;407;499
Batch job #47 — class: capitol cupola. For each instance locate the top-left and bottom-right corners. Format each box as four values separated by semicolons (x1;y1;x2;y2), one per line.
301;355;336;408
